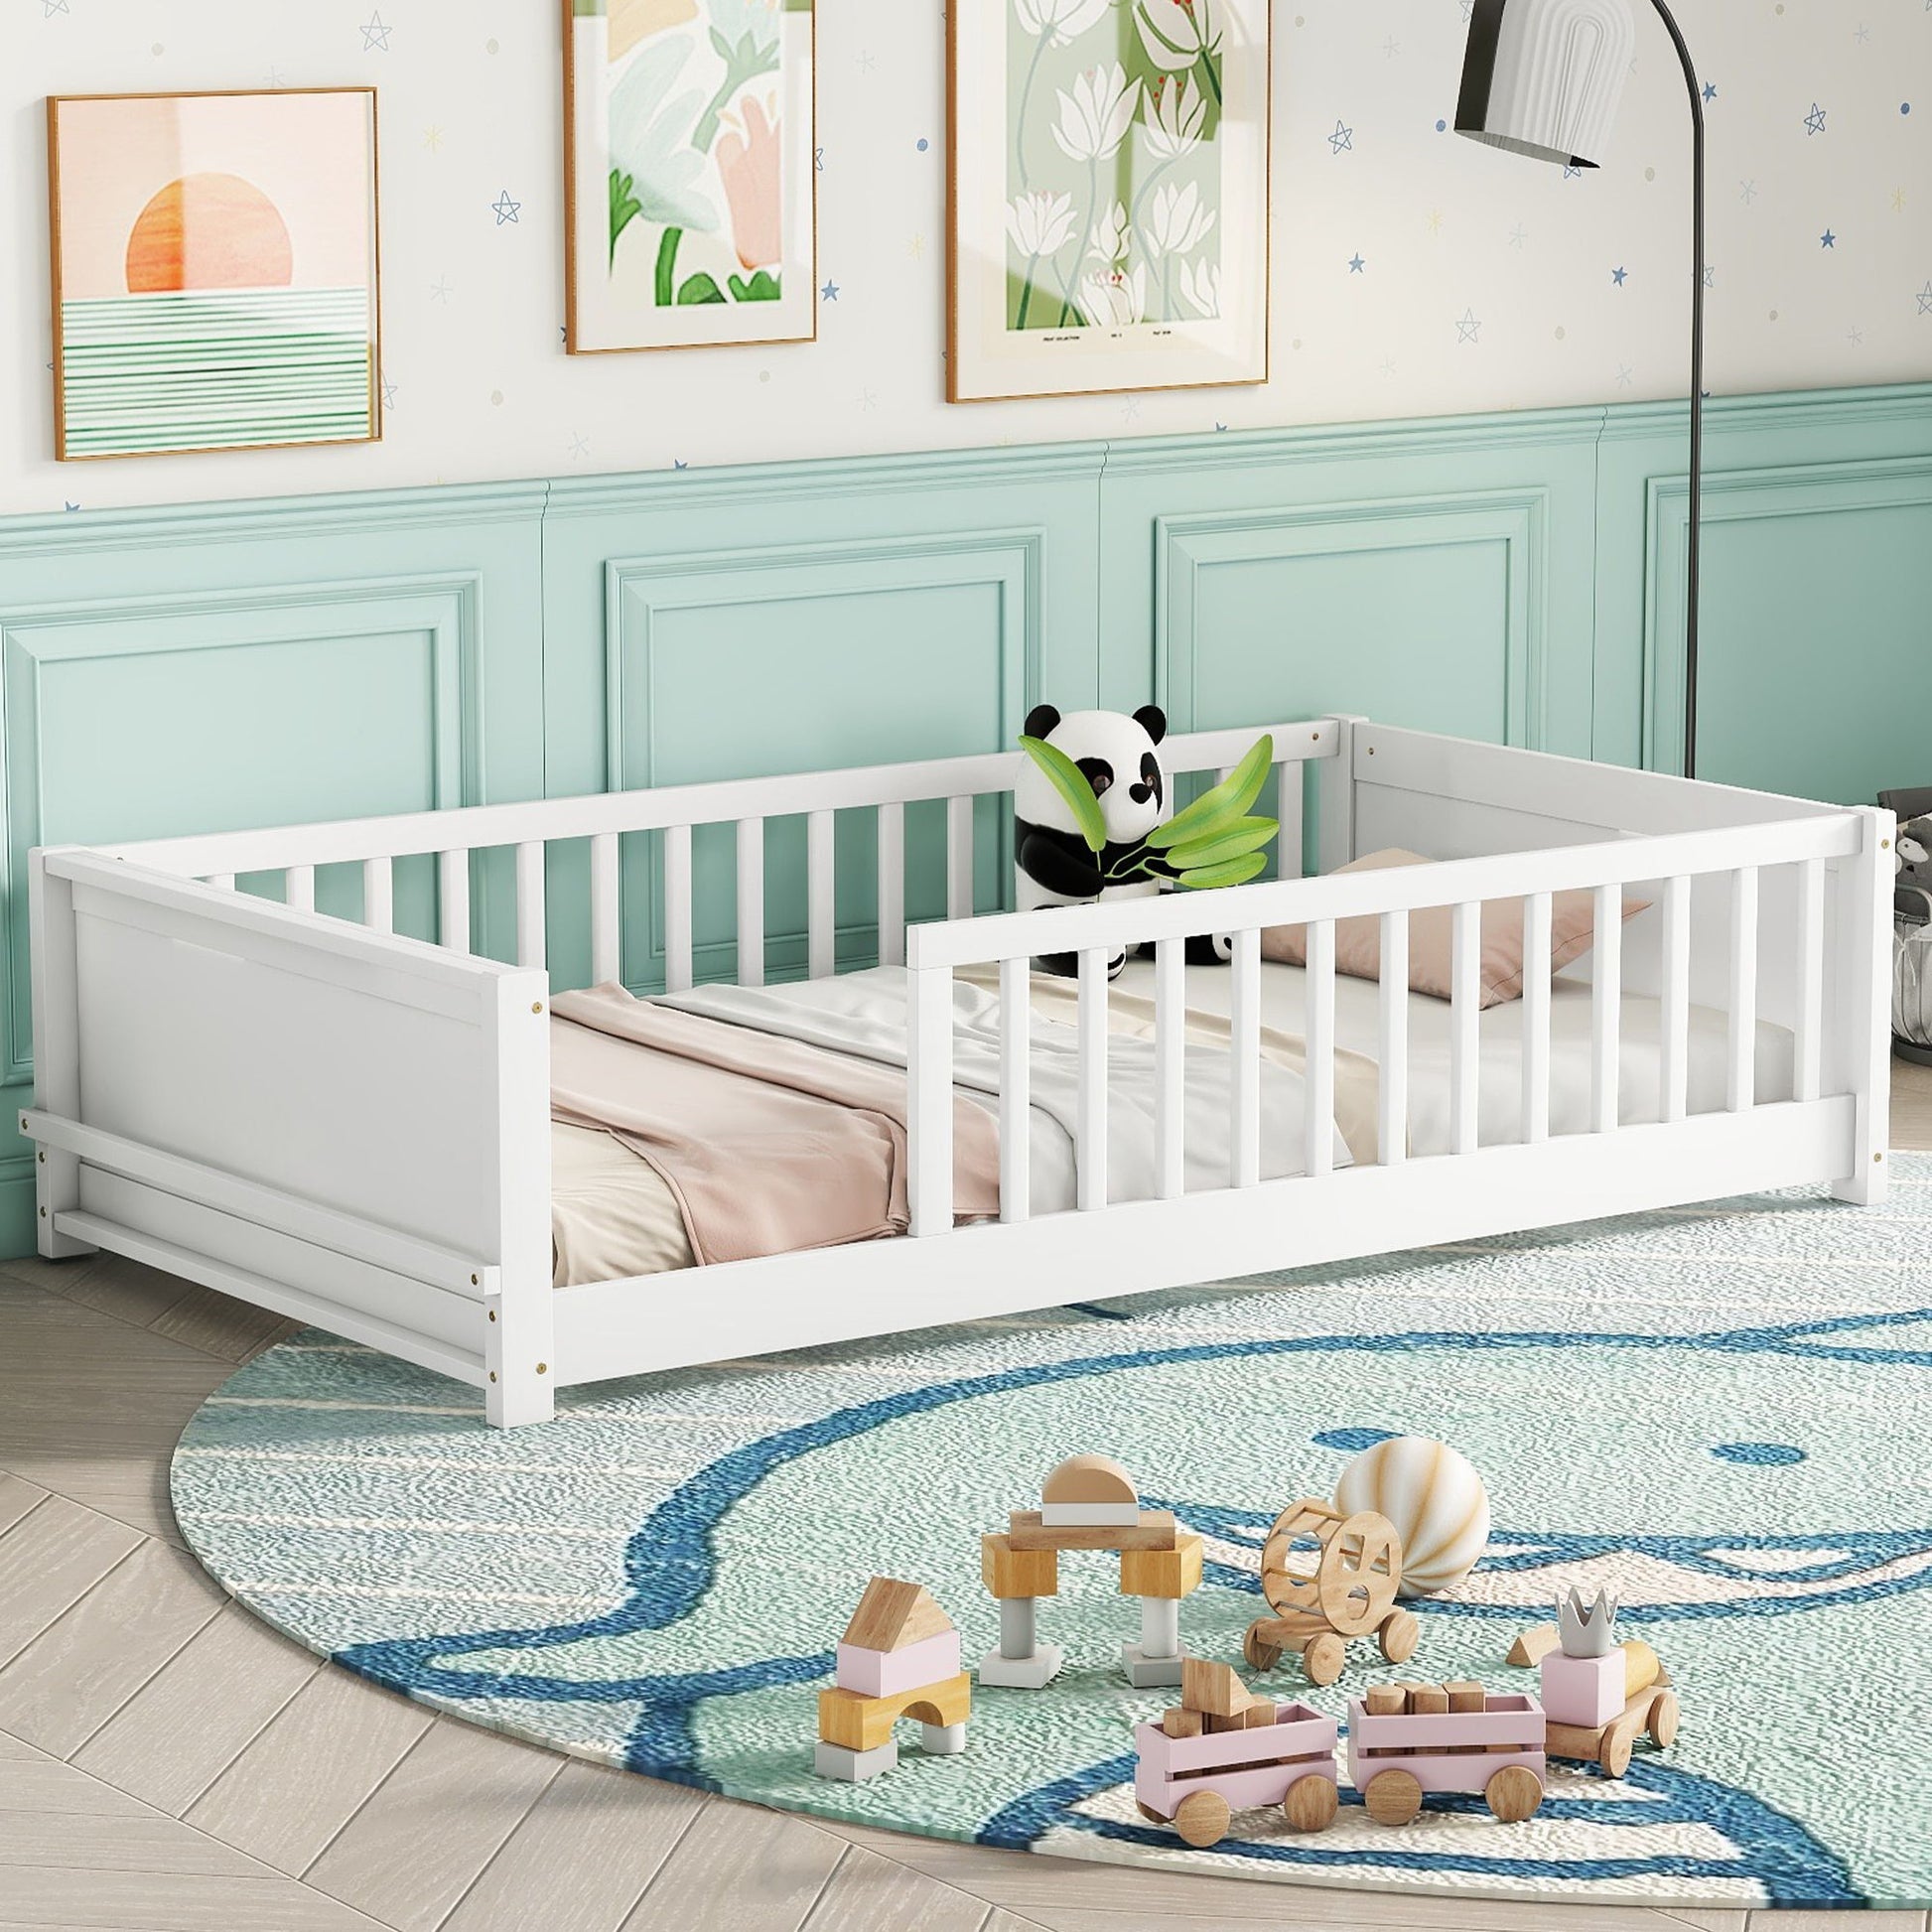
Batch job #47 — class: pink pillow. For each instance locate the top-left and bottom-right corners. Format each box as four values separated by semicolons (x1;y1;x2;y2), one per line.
1262;848;1649;1008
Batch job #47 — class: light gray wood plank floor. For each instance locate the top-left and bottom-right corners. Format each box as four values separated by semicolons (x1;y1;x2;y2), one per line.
0;1064;1926;1932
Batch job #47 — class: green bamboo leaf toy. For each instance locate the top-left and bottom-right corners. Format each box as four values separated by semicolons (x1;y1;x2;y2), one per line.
1162;816;1280;873
1146;734;1274;851
1018;735;1108;853
1174;851;1271;891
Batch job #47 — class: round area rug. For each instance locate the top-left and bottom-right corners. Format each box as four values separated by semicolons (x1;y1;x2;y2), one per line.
171;1159;1932;1912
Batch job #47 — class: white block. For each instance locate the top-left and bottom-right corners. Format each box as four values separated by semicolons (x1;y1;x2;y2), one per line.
1040;1501;1141;1528
919;1722;967;1755
979;1644;1063;1689
1139;1596;1180;1658
1121;1641;1188;1689
835;1629;961;1698
998;1597;1038;1660
813;1739;897;1782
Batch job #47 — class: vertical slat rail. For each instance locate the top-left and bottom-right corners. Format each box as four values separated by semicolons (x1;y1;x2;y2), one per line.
361;857;393;934
946;795;973;921
1449;899;1481;1155
1230;926;1262;1187
590;832;620;984
907;965;953;1236
285;866;316;914
1659;874;1692;1123
1303;918;1335;1178
1726;866;1759;1112
1590;882;1622;1133
663;824;694;994
1275;759;1305;881
28;854;92;1258
876;802;904;969
437;852;469;955
1154;936;1185;1198
1377;908;1408;1167
999;955;1030;1225
515;841;546;970
1792;858;1825;1102
1520;892;1553;1144
807;809;836;980
736;817;763;988
1076;947;1109;1210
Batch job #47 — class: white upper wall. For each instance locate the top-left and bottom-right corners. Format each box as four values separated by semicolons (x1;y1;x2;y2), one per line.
2;0;1925;513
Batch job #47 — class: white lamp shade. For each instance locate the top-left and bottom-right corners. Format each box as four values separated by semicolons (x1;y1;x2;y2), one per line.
1456;0;1636;168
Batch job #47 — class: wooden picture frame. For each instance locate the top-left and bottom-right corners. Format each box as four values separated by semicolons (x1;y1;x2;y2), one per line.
46;87;381;462
947;0;1271;403
562;0;817;354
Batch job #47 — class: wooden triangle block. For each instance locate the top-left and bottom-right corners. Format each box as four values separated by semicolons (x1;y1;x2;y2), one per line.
841;1578;952;1652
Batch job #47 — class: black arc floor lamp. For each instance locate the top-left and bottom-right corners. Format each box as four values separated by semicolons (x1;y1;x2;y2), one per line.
1454;0;1708;778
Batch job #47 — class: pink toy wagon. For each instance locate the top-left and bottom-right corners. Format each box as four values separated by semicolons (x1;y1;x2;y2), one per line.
1346;1689;1547;1826
1133;1700;1341;1846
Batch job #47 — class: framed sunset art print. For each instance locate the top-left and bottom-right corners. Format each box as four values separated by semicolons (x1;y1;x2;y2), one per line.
46;89;380;461
948;0;1270;403
563;0;816;353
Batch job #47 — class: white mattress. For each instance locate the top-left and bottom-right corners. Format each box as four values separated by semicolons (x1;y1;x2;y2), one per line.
1110;957;1795;1158
550;960;1794;1284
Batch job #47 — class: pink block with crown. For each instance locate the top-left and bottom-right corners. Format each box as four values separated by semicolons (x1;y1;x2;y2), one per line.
835;1629;961;1698
1540;1650;1623;1727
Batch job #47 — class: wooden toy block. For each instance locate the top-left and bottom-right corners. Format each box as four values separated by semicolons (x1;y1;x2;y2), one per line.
1119;1534;1204;1599
920;1723;967;1755
981;1533;1058;1599
1243;1702;1279;1727
842;1577;952;1653
1622;1639;1663;1701
816;1672;971;1753
1041;1501;1143;1528
835;1629;960;1699
1406;1685;1449;1718
1182;1658;1249;1718
1203;1710;1248;1734
978;1645;1063;1690
1541;1650;1623;1728
1121;1640;1189;1690
1446;1680;1486;1753
1507;1622;1561;1667
1161;1708;1203;1738
1041;1452;1137;1505
1006;1509;1176;1552
813;1738;897;1782
1364;1685;1406;1717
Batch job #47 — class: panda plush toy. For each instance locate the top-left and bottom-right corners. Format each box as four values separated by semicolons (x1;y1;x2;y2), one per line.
1013;703;1230;978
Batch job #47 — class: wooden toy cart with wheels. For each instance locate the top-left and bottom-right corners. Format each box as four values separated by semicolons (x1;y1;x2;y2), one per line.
1346;1683;1547;1826
1243;1499;1419;1686
1133;1668;1342;1848
1546;1667;1680;1777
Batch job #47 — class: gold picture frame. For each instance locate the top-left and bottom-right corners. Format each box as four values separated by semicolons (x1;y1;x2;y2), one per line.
47;87;381;462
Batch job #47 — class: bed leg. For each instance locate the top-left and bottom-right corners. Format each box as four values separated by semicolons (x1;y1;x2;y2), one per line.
483;1293;555;1429
1828;807;1893;1208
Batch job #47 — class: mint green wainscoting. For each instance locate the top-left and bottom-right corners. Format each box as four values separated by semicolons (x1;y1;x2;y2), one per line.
0;381;1923;1254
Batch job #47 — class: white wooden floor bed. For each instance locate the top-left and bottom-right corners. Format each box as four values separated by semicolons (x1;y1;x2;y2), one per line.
25;719;1893;1426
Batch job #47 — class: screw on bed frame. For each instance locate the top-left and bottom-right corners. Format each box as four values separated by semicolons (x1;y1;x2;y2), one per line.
488;1372;496;1383
537;1362;548;1374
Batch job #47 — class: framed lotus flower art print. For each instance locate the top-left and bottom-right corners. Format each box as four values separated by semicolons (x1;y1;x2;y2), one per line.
563;0;815;352
949;0;1270;402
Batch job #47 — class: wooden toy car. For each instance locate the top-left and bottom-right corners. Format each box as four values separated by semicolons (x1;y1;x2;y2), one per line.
1133;1696;1341;1847
1242;1499;1420;1686
1544;1666;1679;1777
1346;1682;1547;1826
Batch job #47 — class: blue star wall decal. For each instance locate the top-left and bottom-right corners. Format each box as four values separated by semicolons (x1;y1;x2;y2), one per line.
1328;119;1353;154
491;190;522;225
380;376;397;409
1804;102;1827;135
1612;265;1628;285
1702;81;1717;102
672;459;688;470
1454;308;1481;343
1917;282;1932;314
1562;163;1583;180
1348;253;1365;273
1820;228;1836;247
63;500;80;511
820;279;840;300
43;0;69;15
361;10;392;52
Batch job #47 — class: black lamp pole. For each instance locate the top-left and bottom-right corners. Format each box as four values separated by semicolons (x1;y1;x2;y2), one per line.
1651;0;1707;780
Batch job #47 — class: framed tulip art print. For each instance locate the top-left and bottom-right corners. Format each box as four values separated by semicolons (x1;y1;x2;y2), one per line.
563;0;815;353
948;0;1270;403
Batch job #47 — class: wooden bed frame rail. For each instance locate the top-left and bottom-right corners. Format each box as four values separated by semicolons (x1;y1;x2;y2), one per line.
25;719;1893;1426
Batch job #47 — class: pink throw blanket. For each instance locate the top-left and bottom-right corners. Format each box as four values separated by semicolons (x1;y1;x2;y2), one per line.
549;983;1001;1265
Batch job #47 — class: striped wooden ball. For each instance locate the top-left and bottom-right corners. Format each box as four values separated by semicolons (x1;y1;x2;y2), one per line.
1333;1437;1489;1597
